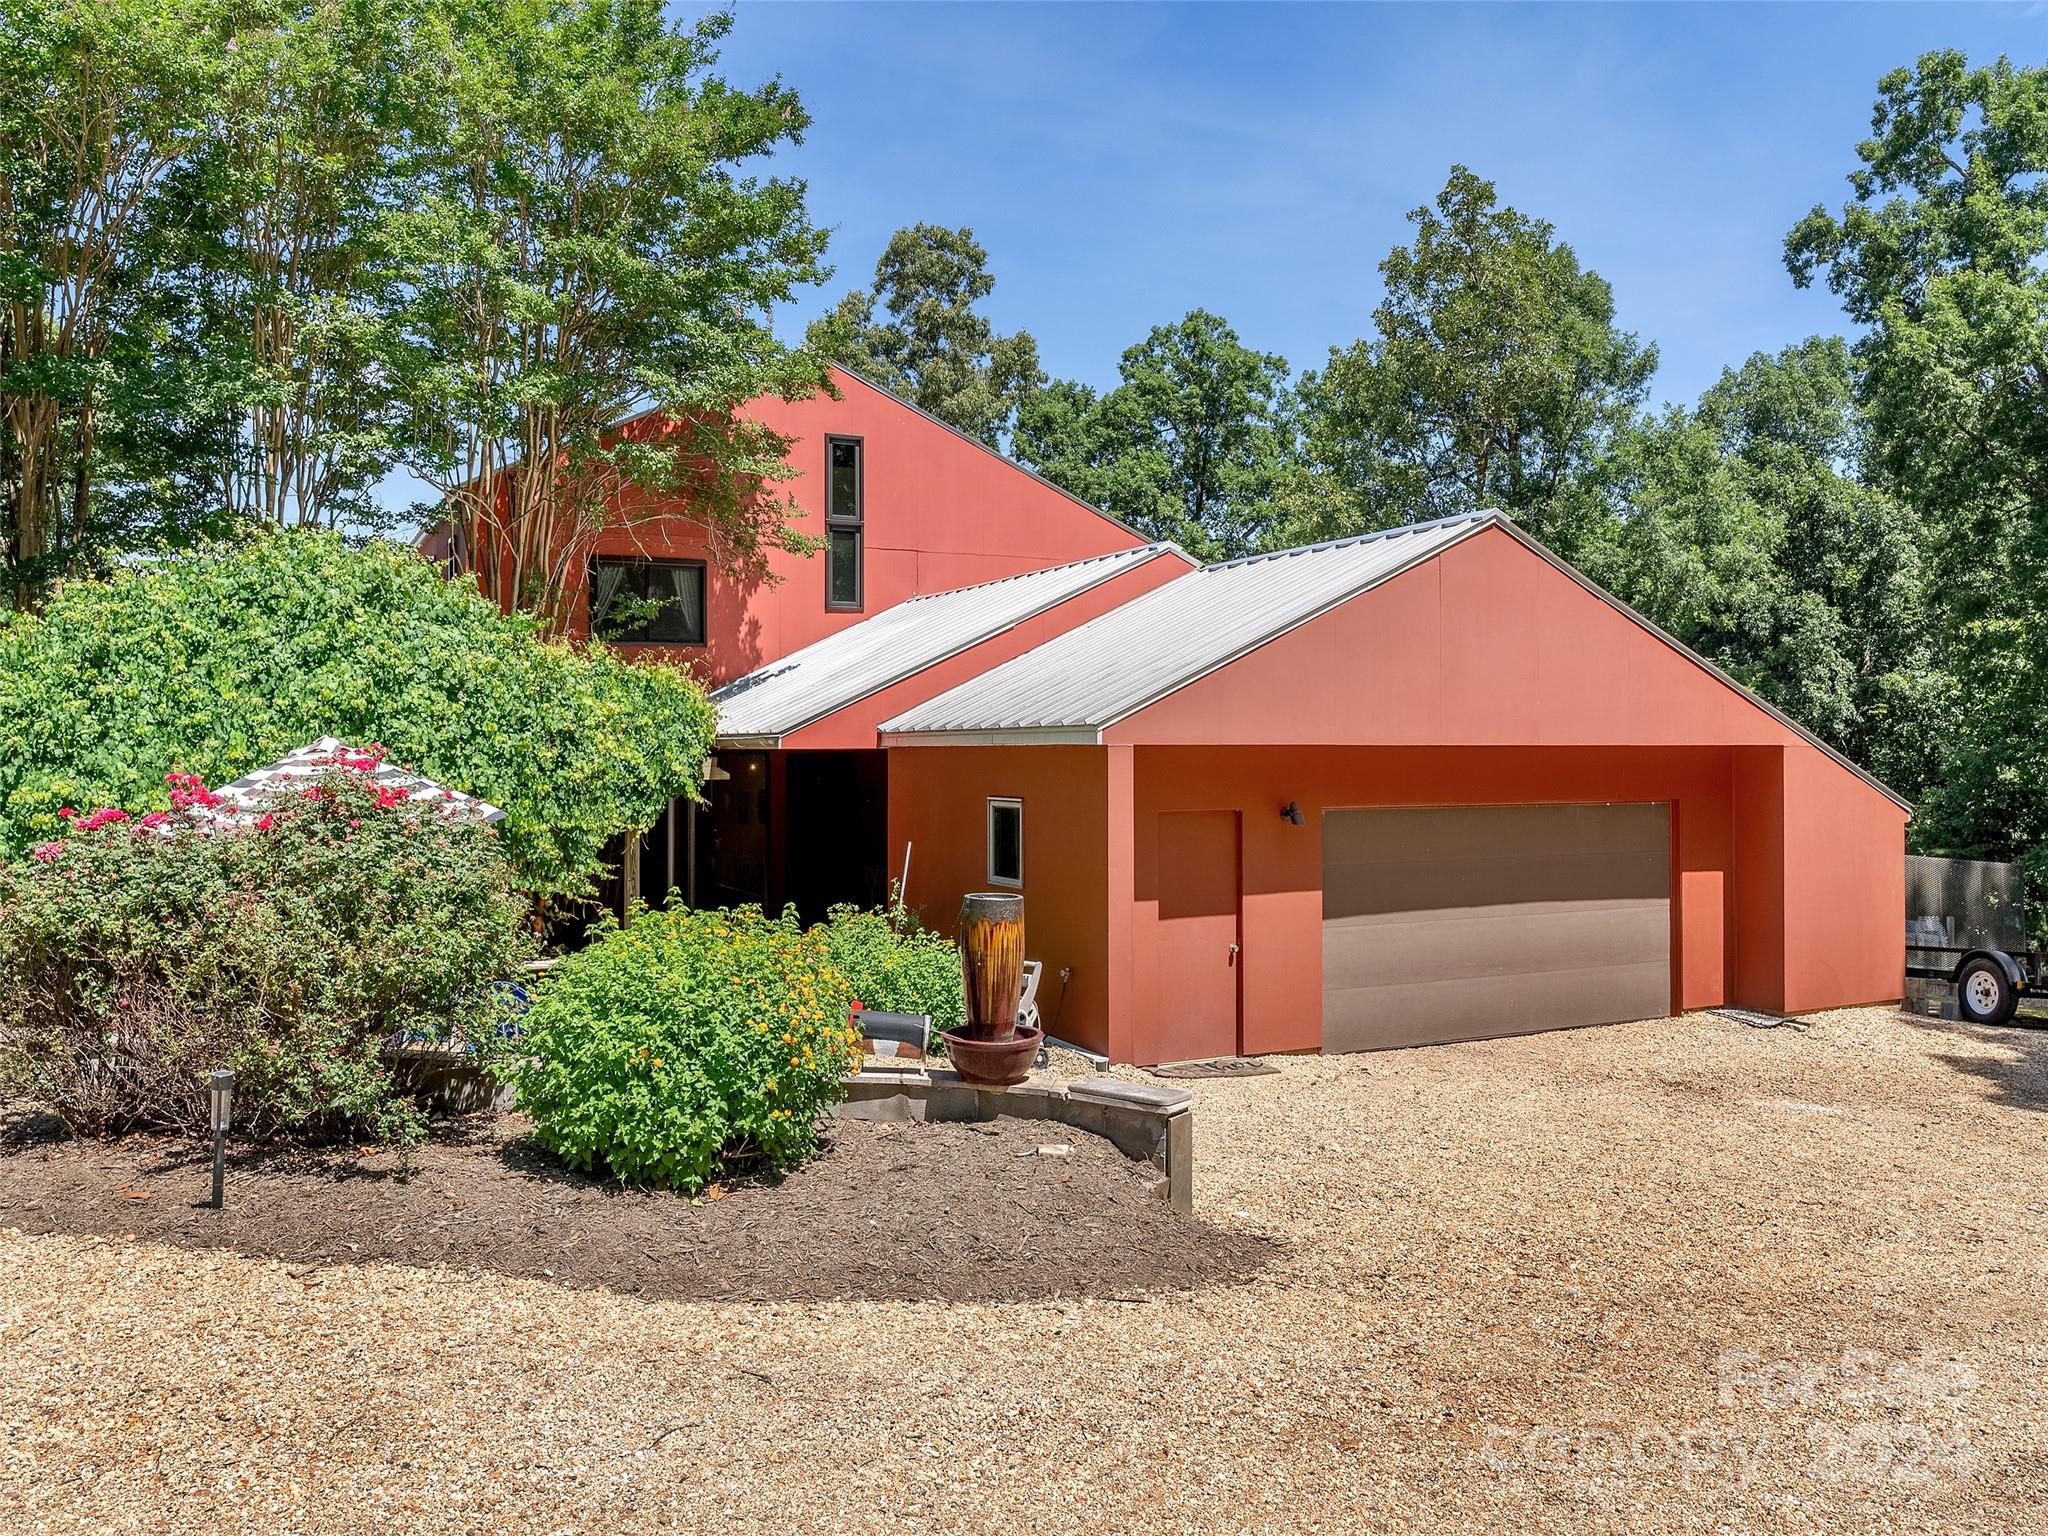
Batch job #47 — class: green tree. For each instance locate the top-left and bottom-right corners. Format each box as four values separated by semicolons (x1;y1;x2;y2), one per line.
181;0;423;531
1786;50;2048;885
806;223;1042;447
393;0;831;629
0;529;716;894
1016;309;1294;559
0;0;230;598
1291;166;1655;563
1597;338;1931;779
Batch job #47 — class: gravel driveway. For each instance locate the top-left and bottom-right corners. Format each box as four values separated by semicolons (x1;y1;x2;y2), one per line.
4;1005;2044;1534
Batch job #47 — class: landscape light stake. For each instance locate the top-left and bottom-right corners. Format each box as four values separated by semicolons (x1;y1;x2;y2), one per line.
208;1070;235;1210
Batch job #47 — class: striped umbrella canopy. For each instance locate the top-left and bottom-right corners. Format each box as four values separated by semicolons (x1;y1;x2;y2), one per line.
211;738;507;824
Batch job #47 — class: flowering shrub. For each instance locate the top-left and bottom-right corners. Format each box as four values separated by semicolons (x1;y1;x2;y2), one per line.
815;904;965;1036
0;530;715;894
500;907;861;1191
0;765;536;1145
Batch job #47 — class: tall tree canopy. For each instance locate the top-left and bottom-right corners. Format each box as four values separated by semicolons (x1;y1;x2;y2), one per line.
806;223;1042;447
400;0;831;630
1289;167;1655;564
1596;338;1929;782
1786;50;2048;880
181;0;421;533
0;0;229;598
1015;309;1294;560
0;0;831;625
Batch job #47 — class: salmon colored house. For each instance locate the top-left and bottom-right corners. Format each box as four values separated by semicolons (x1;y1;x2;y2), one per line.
576;366;1161;685
510;369;1905;1065
872;513;1909;1064
541;366;1185;916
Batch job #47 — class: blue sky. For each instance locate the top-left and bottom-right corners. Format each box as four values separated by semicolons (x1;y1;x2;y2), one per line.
715;0;2046;411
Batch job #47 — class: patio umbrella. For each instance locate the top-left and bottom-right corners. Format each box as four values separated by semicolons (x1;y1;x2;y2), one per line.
210;738;507;824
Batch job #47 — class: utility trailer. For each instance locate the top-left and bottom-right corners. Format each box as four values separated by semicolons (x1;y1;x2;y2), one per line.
1905;854;2038;1026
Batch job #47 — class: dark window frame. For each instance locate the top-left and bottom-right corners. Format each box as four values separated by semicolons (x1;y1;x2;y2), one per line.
825;434;864;612
987;796;1023;889
588;554;709;646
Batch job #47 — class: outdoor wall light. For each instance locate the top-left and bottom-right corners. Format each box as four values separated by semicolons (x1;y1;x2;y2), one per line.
208;1069;235;1209
1281;802;1305;826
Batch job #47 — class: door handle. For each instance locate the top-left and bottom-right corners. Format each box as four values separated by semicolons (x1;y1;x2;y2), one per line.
1227;943;1240;959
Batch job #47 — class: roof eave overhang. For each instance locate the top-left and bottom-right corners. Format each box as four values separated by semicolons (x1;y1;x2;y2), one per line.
710;544;1184;755
877;726;1105;748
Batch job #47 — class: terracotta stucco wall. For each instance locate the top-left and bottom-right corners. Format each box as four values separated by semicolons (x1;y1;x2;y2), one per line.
885;745;1128;1057
1781;745;1906;1010
590;371;1147;686
1111;525;1804;750
1131;746;1742;1063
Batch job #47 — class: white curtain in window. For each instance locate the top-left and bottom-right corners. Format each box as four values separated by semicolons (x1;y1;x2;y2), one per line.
662;565;704;638
590;562;630;635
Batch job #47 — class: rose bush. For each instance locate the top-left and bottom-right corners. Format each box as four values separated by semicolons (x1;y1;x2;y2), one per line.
499;907;861;1190
0;761;536;1145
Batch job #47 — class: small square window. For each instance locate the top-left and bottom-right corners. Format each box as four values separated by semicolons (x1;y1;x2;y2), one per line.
987;797;1023;888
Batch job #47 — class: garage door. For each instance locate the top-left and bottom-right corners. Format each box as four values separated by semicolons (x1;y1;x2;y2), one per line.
1322;803;1670;1052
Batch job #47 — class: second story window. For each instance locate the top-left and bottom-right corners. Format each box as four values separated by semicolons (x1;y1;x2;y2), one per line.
827;436;863;611
589;555;707;645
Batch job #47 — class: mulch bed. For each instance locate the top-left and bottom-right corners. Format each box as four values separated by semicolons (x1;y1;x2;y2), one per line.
0;1109;1272;1304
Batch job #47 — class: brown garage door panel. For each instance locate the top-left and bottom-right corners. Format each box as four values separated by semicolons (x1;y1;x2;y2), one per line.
1325;848;1670;915
1323;900;1671;991
1324;963;1673;1051
1322;804;1671;1052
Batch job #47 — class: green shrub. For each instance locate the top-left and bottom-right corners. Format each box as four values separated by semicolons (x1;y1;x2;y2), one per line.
0;765;537;1145
816;904;965;1036
0;529;715;894
500;907;860;1190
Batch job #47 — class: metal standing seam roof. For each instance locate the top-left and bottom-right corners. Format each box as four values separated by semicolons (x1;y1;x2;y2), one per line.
877;510;1911;812
709;542;1187;746
878;511;1501;739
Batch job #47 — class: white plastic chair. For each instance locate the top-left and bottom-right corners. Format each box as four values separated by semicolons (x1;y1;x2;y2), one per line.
1018;960;1043;1035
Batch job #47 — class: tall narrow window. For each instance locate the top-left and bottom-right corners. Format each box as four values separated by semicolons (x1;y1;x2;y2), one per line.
826;436;863;610
987;797;1023;888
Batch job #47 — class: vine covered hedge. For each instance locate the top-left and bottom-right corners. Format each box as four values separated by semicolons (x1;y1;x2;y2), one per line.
0;530;715;894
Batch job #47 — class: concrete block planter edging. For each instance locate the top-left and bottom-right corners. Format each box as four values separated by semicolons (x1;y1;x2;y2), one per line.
836;1071;1195;1214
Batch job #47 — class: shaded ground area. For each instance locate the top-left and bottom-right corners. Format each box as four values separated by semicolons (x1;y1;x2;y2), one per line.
0;1112;1266;1304
3;1006;2046;1535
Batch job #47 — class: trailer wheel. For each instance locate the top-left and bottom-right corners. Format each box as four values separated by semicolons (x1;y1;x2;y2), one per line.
1957;958;2019;1026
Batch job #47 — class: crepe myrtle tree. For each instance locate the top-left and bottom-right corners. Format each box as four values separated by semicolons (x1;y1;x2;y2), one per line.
394;0;833;631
